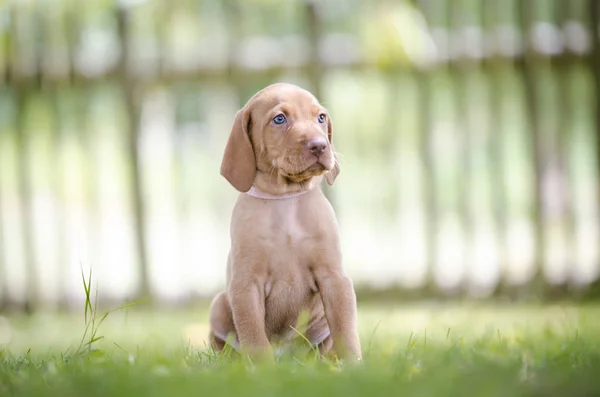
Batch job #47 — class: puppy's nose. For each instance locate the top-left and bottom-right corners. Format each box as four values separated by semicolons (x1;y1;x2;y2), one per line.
306;138;327;156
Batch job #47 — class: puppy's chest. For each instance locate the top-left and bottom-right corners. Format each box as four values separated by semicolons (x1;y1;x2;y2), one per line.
264;260;317;298
260;212;322;300
263;217;316;247
261;223;318;294
264;262;319;335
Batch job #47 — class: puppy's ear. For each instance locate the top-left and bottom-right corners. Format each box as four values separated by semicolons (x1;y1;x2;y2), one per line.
325;116;340;186
220;107;256;192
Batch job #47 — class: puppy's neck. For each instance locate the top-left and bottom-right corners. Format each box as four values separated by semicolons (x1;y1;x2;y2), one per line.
251;170;323;198
246;186;309;200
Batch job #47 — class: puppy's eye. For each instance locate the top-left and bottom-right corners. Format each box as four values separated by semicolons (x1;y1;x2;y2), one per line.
272;114;287;125
318;113;326;124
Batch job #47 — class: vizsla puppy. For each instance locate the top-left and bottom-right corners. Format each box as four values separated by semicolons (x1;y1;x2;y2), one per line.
208;83;361;362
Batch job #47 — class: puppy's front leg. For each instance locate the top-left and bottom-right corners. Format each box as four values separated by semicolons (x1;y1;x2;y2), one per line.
315;267;362;361
229;278;273;361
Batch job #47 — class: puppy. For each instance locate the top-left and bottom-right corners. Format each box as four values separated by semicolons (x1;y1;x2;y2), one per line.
208;83;361;362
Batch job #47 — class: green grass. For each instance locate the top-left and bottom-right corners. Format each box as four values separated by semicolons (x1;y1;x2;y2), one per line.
1;300;600;397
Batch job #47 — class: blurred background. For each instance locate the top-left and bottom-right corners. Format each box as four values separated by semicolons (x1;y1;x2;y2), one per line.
0;0;599;314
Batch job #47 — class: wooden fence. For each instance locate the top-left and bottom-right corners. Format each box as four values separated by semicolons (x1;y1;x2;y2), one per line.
0;0;599;310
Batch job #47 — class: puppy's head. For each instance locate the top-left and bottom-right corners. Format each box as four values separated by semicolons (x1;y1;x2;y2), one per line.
220;83;340;193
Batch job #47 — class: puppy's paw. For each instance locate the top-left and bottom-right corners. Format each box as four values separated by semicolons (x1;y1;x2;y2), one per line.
241;344;276;365
336;353;362;366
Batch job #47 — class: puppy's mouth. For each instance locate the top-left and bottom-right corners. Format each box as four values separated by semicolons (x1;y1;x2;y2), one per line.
280;162;327;183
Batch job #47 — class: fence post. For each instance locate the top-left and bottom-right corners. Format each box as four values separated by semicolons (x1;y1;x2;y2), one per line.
0;52;5;308
518;1;547;296
482;0;509;296
10;4;39;313
305;0;324;100
305;0;336;207
413;0;439;293
116;5;151;302
14;71;38;313
590;0;600;289
0;149;5;309
449;0;479;295
556;0;576;288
